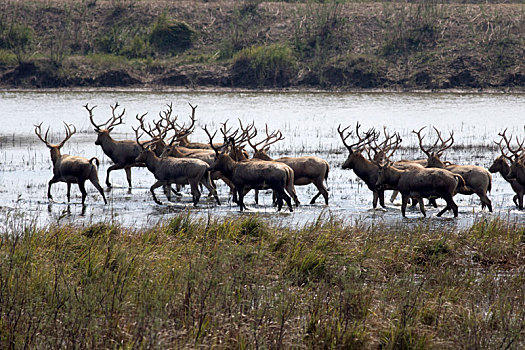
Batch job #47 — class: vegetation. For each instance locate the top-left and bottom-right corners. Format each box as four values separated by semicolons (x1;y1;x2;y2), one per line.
0;0;525;89
1;212;525;348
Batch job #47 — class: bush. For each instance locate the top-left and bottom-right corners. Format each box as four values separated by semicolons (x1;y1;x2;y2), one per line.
2;23;34;64
231;44;297;87
149;14;194;55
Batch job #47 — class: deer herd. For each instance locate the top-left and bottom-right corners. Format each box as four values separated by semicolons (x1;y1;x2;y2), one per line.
33;101;525;218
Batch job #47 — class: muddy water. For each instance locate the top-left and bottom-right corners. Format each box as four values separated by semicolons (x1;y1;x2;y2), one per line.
1;91;524;230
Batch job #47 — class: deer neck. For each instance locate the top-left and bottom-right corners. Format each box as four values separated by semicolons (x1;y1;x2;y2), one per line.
352;154;378;183
254;151;272;161
143;151;161;173
214;154;236;178
499;160;512;181
50;148;62;165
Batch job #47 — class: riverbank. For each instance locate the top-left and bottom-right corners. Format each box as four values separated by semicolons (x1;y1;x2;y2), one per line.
1;1;525;91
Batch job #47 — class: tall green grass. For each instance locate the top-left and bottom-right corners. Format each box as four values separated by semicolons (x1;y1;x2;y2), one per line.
1;213;524;348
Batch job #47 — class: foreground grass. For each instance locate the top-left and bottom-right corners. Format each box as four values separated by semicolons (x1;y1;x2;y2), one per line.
1;214;525;349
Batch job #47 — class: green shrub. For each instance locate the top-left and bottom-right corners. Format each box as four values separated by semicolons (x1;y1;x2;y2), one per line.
2;23;34;63
232;44;297;87
149;14;194;55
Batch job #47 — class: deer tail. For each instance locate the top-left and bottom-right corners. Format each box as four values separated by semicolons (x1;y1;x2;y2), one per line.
89;157;100;167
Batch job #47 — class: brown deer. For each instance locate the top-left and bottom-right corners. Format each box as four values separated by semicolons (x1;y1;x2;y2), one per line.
134;130;220;206
375;160;466;218
489;136;524;209
86;102;147;188
35;122;107;206
371;133;466;217
338;123;389;208
204;126;297;212
246;124;330;205
499;129;525;202
414;127;493;212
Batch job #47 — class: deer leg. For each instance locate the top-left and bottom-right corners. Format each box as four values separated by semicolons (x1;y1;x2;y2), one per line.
255;190;260;205
105;164;125;188
78;181;87;205
477;192;492;212
201;176;220;205
276;188;293;212
372;190;379;209
237;187;246;212
401;195;409;217
286;186;300;207
89;178;107;204
150;181;164;205
378;189;386;209
66;182;71;203
438;195;458;217
190;181;201;206
310;180;329;205
417;198;426;217
513;194;519;208
428;197;438;208
47;177;59;201
124;167;132;188
518;193;524;210
390;190;399;203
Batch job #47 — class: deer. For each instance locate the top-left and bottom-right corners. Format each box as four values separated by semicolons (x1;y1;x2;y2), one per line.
134;129;220;206
245;123;330;205
489;133;525;209
498;129;525;205
372;136;467;218
86;102;147;189
414;127;493;212
34;122;107;206
338;122;390;209
204;126;297;212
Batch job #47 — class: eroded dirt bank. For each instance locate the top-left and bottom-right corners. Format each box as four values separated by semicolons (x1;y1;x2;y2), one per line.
1;1;525;90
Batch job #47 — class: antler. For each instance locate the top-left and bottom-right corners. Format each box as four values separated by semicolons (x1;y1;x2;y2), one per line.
107;102;125;130
498;128;524;160
84;103;103;131
433;127;454;156
58;122;76;147
337;122;376;152
203;125;221;156
370;127;402;163
250;124;284;152
34;122;51;147
85;102;125;131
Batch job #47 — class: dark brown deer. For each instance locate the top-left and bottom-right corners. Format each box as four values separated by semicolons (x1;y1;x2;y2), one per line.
35;122;107;206
246;124;330;205
375;160;466;218
338;123;390;208
134;130;220;206
86;102;148;188
489;135;524;209
499;129;525;200
414;127;493;212
372;134;467;217
204;126;297;212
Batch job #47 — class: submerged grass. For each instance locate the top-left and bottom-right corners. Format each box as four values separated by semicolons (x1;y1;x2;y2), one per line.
1;214;525;348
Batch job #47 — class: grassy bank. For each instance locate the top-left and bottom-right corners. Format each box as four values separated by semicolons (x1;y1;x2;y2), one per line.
0;0;525;90
1;213;525;348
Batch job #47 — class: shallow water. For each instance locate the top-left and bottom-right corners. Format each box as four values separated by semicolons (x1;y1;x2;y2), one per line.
1;90;524;229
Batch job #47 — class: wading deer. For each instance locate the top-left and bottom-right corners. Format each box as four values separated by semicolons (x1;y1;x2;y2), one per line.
247;124;330;205
375;161;467;218
489;141;524;209
134;130;220;206
35;122;107;205
86;102;146;188
204;126;296;212
414;127;493;212
338;123;388;208
498;129;525;203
